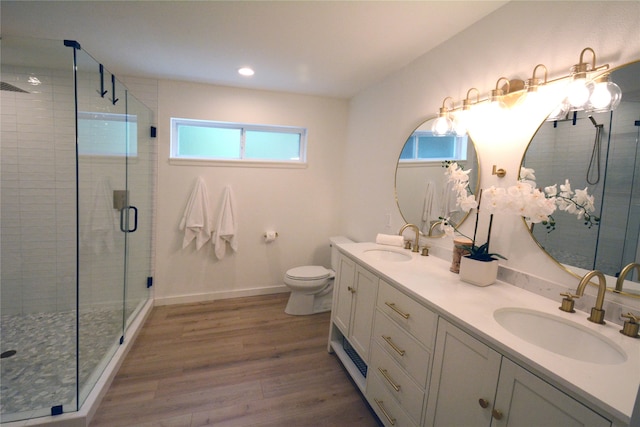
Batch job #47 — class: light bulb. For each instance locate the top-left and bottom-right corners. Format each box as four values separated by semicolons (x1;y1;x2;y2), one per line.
586;80;622;112
432;116;453;135
452;112;467;136
566;78;591;109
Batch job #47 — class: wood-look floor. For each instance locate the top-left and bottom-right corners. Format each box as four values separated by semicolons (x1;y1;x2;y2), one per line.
90;293;382;427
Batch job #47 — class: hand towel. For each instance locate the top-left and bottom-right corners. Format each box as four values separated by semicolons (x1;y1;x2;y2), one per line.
420;180;439;233
84;177;118;254
375;233;404;247
440;179;460;217
179;177;213;250
214;186;238;259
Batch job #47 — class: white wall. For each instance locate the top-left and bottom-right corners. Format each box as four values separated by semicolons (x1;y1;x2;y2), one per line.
342;1;640;288
154;80;348;304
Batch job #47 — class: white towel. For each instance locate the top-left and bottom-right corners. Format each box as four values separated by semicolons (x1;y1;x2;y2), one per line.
375;233;404;247
420;180;439;233
85;177;118;255
214;186;238;259
179;177;213;250
440;179;460;217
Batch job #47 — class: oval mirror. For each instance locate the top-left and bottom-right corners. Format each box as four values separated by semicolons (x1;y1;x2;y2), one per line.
395;117;479;236
521;60;640;297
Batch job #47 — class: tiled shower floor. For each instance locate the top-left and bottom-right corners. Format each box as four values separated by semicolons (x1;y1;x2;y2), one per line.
0;309;123;418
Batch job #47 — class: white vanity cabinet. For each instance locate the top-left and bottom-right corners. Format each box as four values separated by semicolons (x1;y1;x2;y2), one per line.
424;319;611;427
329;252;379;391
366;280;438;427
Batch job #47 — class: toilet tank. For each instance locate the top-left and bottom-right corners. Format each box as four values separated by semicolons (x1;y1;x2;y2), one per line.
329;236;354;271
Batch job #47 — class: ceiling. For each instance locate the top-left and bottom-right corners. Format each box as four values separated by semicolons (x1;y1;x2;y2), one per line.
1;1;508;99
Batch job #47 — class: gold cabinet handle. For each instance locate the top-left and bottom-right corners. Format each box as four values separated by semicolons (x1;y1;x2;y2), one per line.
378;368;401;392
374;398;396;425
347;286;356;294
382;335;406;356
385;302;410;319
478;398;490;409
492;409;503;420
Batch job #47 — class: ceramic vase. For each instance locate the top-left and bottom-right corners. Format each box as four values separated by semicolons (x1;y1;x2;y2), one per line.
459;256;498;287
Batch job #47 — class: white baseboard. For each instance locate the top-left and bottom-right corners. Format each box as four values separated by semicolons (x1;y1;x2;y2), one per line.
153;285;290;306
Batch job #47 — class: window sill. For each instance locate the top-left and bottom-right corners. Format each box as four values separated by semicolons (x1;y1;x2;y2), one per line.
168;158;308;169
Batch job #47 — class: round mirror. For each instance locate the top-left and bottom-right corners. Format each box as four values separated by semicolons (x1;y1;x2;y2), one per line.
395;117;479;236
521;60;640;297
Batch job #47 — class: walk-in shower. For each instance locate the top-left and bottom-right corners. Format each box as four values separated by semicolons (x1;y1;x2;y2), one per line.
1;36;155;424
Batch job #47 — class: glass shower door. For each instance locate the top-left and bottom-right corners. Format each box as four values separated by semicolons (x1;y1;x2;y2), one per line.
75;50;127;406
123;91;153;332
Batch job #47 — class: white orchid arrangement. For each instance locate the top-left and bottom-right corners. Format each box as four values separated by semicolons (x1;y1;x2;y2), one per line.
439;162;600;261
484;166;600;232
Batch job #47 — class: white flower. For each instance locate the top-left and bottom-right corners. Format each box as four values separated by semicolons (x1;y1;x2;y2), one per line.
559;179;572;198
458;194;478;212
544;184;558;197
574;187;595;212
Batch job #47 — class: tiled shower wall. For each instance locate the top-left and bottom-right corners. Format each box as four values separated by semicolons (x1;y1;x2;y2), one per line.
1;65;77;315
1;64;158;316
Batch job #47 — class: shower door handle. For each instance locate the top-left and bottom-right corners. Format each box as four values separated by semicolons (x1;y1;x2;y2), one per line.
119;206;138;233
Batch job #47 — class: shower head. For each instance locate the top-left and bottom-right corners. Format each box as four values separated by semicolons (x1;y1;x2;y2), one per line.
0;82;30;93
588;115;603;128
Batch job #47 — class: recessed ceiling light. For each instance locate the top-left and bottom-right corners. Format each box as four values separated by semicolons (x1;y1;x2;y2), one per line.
238;67;255;77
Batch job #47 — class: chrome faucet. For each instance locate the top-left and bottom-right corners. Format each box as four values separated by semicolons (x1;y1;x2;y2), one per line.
559;270;608;324
615;262;640;293
398;223;420;253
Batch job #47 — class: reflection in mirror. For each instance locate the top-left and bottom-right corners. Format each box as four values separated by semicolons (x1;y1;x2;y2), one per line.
395;117;478;236
522;60;640;297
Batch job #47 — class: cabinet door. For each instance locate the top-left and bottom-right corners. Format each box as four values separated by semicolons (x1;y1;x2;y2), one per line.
349;265;378;361
425;320;501;427
333;254;356;335
492;358;611;427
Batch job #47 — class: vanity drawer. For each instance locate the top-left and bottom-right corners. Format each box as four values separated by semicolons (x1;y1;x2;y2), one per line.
370;341;425;423
373;310;431;386
377;279;437;348
367;371;418;427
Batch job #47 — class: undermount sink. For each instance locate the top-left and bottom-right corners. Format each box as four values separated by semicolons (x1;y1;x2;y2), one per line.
363;248;412;262
494;307;627;365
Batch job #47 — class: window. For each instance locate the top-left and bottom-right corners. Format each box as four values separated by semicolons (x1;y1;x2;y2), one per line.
171;118;307;165
400;131;468;163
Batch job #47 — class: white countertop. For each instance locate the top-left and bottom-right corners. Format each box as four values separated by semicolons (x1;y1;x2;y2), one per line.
337;242;640;425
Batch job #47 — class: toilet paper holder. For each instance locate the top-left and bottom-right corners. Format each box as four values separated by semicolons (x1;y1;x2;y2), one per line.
264;231;279;243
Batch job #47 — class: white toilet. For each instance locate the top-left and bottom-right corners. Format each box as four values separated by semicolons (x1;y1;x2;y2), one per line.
284;236;353;315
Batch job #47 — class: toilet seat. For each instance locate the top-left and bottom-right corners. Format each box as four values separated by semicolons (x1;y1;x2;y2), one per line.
285;265;332;281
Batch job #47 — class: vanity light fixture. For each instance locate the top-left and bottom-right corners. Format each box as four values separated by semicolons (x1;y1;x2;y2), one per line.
432;96;455;136
453;88;479;136
566;47;619;111
489;77;510;110
526;64;548;93
567;47;596;109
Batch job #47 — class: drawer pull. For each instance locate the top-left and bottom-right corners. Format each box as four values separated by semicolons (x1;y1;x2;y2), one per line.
385;302;410;319
382;335;406;356
374;398;396;425
478;398;490;409
347;286;356;294
492;409;504;420
378;368;401;392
